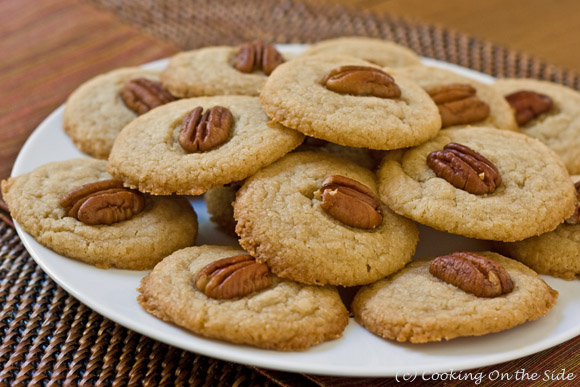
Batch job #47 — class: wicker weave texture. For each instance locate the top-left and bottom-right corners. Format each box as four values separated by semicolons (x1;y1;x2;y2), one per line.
85;0;580;89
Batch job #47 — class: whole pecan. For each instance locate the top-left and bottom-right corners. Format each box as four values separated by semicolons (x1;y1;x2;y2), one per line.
429;251;514;297
565;181;580;225
427;142;502;195
178;106;233;152
317;175;383;229
194;254;272;299
233;40;284;76
427;83;490;127
322;66;401;99
505;90;553;126
120;78;176;115
61;179;145;225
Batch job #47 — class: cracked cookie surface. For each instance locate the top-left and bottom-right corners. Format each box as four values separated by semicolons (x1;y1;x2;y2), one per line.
1;158;197;269
234;152;418;286
63;67;162;159
138;245;349;351
378;127;576;241
107;96;304;195
493;78;580;174
352;252;558;343
260;55;441;150
395;65;518;131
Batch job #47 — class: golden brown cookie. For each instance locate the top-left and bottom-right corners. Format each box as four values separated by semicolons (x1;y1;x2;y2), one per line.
395;65;518;131
378;127;576;241
160;43;288;98
352;252;558;343
493;78;580;174
1;158;197;270
260;55;441;150
137;245;349;351
301;36;421;67
63;67;169;159
495;176;580;280
234;152;419;286
107;96;304;195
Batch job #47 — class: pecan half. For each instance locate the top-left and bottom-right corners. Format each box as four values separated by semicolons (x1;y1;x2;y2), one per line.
427;142;502;195
178;106;233;152
427;83;490;127
505;90;553;126
194;254;272;299
316;175;383;229
322;66;401;99
565;181;580;225
60;179;145;225
233;40;284;76
120;78;175;115
429;251;514;297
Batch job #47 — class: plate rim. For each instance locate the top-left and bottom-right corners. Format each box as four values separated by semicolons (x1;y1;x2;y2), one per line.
10;45;580;377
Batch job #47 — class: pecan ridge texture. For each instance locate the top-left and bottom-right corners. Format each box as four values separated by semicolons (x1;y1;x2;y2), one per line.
427;142;502;195
233;40;284;76
429;251;514;298
178;106;234;153
505;90;553;126
194;254;272;299
322;65;401;99
427;83;490;127
60;179;145;225
120;77;175;115
317;175;383;229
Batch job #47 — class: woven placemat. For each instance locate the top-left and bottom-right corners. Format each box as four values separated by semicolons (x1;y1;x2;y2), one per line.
1;0;579;385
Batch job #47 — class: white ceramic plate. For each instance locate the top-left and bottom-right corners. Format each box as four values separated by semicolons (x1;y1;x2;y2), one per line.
12;45;580;377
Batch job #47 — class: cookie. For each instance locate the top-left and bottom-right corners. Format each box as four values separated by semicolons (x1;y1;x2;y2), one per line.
1;158;197;270
260;54;441;150
296;137;384;171
301;36;421;67
378;127;576;241
492;78;580;174
495;176;580;280
204;184;239;236
352;252;558;343
107;96;304;195
137;245;349;351
63;67;167;159
395;65;518;131
234;152;419;286
160;43;288;98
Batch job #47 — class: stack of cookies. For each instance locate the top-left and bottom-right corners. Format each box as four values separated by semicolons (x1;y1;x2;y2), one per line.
3;37;578;351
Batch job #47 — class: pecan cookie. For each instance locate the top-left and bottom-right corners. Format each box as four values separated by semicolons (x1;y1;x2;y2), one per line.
493;78;580;174
395;65;518;130
160;42;287;98
107;96;304;195
137;245;349;351
378;127;576;241
301;36;421;67
260;55;441;150
234;152;419;286
1;159;197;270
352;252;558;343
63;67;173;159
296;137;384;171
495;176;580;280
